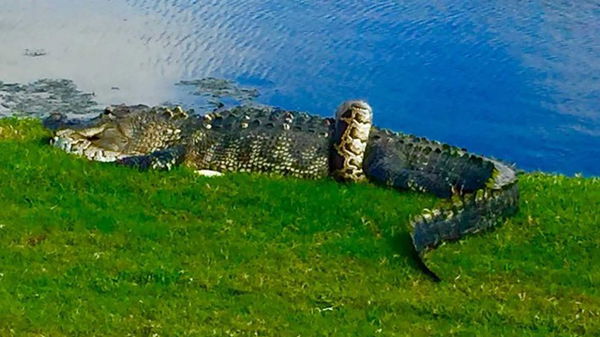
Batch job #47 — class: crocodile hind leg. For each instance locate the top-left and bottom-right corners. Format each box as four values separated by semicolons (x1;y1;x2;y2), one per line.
116;146;186;170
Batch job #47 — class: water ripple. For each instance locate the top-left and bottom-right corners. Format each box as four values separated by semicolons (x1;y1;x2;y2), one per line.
0;0;598;175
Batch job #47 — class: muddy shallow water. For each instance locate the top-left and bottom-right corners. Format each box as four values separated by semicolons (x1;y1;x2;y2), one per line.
1;0;598;175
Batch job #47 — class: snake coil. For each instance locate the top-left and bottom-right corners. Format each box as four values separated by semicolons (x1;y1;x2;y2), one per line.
330;100;373;182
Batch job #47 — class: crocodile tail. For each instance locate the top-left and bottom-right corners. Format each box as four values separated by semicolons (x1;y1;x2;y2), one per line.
410;160;519;279
363;129;519;280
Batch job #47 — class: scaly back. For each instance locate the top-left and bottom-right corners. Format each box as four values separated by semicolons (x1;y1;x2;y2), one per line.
183;105;335;179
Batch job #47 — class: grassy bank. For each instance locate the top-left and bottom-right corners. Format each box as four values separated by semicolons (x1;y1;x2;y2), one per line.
0;118;598;336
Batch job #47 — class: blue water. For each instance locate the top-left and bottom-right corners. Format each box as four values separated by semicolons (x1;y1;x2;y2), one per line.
0;0;598;175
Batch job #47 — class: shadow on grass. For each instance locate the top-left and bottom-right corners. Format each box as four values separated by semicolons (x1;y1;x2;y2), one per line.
391;232;441;282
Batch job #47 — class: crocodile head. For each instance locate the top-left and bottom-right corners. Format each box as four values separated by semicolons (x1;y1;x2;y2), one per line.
49;105;187;162
49;107;138;162
51;123;131;162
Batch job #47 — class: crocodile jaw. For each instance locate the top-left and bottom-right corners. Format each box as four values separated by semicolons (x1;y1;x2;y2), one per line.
51;129;128;162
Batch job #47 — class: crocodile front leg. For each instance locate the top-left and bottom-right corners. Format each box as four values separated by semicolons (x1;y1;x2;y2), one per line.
117;146;186;171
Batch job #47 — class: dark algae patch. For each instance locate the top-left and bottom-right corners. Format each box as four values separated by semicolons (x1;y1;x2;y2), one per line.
0;79;100;117
0;118;598;336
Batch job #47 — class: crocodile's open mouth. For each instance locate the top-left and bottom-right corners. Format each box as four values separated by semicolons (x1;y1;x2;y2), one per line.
50;126;129;162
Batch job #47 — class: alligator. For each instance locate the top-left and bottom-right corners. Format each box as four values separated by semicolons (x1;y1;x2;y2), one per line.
47;101;519;280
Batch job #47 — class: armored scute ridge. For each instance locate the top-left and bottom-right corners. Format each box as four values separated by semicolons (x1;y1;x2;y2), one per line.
362;128;519;273
48;101;519;280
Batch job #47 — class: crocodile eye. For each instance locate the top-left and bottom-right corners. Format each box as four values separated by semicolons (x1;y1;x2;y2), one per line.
103;107;116;119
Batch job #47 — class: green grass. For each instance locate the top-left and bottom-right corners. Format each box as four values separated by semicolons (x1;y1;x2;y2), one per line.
0;118;598;336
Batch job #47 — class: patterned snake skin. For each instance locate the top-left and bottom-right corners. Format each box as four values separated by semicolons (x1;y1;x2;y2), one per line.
47;101;519;280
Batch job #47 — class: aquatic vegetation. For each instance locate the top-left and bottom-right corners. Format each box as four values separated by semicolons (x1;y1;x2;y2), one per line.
0;79;99;117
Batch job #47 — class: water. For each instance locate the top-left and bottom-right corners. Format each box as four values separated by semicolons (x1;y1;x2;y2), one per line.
1;0;598;175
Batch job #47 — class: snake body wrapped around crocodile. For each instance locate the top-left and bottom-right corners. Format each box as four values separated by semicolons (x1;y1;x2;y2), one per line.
47;101;519;280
